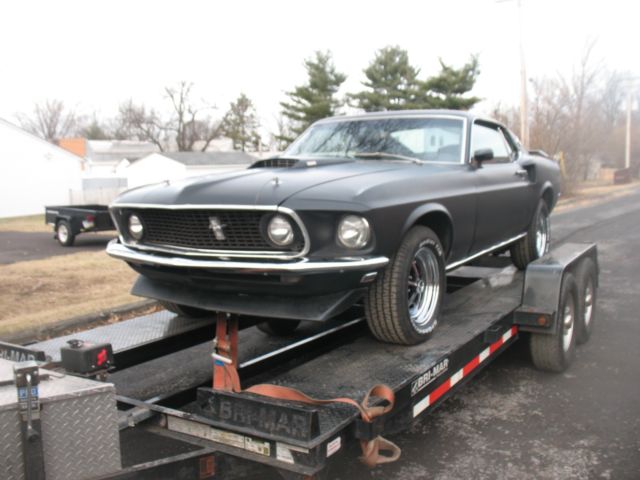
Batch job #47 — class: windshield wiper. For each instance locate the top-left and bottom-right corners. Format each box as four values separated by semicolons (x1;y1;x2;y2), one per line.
351;151;424;165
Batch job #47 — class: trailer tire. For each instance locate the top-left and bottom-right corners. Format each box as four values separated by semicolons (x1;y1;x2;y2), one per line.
575;258;597;344
257;319;301;336
510;200;550;269
56;220;75;247
160;301;211;318
530;272;578;372
365;226;445;345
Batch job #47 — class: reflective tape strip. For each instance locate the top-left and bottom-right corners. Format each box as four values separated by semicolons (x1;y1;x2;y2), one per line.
413;326;518;418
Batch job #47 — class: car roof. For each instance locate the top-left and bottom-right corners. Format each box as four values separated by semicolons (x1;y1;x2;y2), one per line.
315;109;502;127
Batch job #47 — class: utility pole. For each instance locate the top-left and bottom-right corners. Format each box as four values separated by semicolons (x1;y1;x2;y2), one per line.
517;0;529;148
498;0;529;147
625;88;632;169
622;77;638;170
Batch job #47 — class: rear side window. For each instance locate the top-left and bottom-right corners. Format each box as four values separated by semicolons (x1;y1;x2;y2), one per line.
471;123;512;161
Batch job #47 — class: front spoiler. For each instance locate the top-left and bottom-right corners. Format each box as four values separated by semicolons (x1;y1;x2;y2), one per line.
106;240;389;274
132;275;367;321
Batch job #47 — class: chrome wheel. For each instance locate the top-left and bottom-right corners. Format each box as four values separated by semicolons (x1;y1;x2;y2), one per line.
583;280;594;329
57;223;69;244
535;211;550;257
562;292;575;352
407;246;440;329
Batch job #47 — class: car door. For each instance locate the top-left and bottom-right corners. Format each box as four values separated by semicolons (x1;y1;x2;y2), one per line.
470;121;535;253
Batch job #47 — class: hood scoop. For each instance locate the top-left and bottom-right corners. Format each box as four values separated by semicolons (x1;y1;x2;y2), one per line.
250;157;301;169
250;157;355;169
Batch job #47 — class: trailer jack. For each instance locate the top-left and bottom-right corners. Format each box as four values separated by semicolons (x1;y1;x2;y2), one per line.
205;312;402;468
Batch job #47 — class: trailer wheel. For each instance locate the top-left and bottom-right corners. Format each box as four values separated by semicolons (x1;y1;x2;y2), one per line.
365;226;445;345
530;272;578;372
56;220;75;247
257;319;301;336
510;200;550;269
160;301;211;318
575;258;597;344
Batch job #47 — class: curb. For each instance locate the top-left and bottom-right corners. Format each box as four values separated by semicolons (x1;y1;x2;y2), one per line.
6;299;159;345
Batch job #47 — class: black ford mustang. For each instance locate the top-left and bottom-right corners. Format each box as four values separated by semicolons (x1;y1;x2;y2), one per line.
107;110;560;345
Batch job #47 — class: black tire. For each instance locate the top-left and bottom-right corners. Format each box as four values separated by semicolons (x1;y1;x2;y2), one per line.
160;301;211;318
365;226;445;345
575;258;597;344
256;319;301;336
530;272;578;372
510;200;550;270
56;220;75;247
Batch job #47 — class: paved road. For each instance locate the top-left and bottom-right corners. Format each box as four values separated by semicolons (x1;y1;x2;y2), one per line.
0;231;116;264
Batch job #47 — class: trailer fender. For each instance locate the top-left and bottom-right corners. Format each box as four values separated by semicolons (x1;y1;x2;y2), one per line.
514;243;598;334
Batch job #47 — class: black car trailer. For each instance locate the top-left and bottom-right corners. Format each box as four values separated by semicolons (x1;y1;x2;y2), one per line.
45;204;115;246
0;242;598;480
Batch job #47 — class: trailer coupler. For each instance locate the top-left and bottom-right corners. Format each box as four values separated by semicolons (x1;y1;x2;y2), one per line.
203;312;402;467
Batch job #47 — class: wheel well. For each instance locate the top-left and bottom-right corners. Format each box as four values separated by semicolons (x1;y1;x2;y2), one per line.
542;187;555;210
414;211;453;258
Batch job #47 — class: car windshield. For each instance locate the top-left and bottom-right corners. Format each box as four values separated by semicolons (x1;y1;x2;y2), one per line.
286;117;465;163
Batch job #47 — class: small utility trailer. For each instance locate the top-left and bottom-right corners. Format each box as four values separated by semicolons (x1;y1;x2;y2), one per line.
0;242;598;480
45;204;115;246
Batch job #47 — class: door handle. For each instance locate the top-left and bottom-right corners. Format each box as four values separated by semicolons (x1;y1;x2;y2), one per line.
515;169;528;178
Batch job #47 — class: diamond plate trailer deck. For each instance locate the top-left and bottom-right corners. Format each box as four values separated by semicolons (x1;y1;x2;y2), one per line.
1;243;598;480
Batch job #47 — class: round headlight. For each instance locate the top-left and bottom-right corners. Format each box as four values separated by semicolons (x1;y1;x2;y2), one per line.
128;214;144;240
337;215;370;249
267;215;294;246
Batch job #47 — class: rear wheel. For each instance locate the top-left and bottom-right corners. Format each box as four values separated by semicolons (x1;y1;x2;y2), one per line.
530;272;578;372
365;226;445;345
257;319;301;336
160;301;211;318
56;220;75;247
511;200;550;269
575;258;597;344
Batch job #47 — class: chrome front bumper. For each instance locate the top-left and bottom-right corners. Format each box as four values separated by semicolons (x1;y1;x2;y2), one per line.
106;240;389;274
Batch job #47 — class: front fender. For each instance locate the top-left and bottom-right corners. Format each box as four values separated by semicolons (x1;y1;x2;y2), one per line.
402;203;452;237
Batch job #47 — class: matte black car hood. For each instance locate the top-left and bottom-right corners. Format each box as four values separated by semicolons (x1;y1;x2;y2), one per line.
113;159;404;207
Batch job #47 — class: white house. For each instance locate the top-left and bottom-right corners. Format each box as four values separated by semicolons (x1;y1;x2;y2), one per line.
0;118;84;218
58;138;160;176
122;151;256;188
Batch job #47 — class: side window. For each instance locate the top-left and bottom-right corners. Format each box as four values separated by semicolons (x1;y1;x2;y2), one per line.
471;123;512;162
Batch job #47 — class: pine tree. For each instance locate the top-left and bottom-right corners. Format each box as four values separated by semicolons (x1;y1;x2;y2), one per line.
279;51;346;144
350;46;421;112
416;56;481;110
222;93;261;152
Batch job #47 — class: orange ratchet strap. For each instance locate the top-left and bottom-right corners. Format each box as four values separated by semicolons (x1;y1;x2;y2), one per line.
211;313;401;467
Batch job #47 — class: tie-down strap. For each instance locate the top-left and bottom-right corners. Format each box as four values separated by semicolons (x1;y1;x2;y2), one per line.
218;362;401;467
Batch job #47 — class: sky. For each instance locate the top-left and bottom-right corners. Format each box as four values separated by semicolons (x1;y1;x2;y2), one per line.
0;0;635;137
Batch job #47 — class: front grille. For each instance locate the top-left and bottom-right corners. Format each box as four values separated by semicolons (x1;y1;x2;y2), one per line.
130;209;304;253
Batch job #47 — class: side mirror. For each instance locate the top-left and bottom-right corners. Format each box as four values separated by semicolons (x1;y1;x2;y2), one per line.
473;148;494;166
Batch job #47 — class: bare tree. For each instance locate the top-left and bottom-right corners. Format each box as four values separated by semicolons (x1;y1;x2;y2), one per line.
113;100;166;151
492;41;628;192
17;99;77;143
113;82;222;152
165;82;222;152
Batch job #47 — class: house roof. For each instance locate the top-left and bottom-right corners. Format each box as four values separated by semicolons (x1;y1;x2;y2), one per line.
0;117;84;163
87;140;160;163
161;151;256;166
